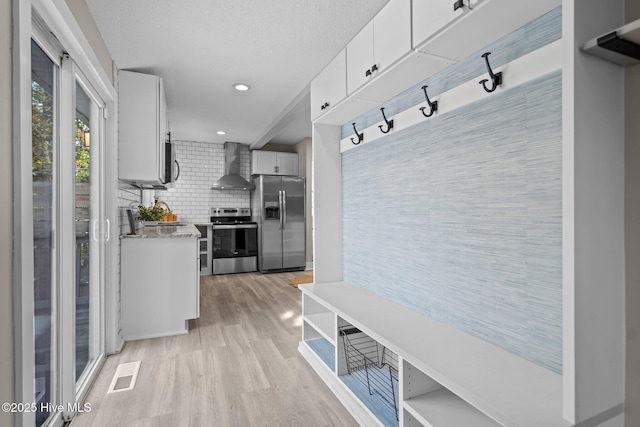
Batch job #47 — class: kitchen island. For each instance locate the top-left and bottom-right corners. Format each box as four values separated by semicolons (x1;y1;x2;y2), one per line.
120;224;200;340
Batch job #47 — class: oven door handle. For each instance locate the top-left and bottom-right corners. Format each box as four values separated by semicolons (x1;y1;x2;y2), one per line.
211;224;257;230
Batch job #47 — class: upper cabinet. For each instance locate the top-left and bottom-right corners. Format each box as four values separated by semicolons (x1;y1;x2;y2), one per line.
311;0;560;125
118;70;168;187
415;0;559;61
311;50;347;121
251;151;299;176
412;0;468;50
346;0;411;94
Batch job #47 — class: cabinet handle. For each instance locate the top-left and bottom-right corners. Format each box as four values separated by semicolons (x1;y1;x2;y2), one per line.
371;64;378;73
365;68;372;77
320;101;330;110
275;166;279;173
454;0;464;11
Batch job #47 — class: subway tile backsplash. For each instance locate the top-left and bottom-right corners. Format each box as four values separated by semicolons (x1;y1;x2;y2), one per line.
153;141;251;223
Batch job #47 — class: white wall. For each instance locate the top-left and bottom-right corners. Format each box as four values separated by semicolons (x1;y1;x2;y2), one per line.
626;2;640;426
294;138;313;266
563;0;625;423
1;0;14;424
63;0;113;83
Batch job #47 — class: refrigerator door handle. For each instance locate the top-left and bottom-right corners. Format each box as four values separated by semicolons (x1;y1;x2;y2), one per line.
278;190;283;229
282;190;287;228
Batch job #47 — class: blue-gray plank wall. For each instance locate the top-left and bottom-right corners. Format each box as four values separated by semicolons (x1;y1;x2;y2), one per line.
341;8;563;373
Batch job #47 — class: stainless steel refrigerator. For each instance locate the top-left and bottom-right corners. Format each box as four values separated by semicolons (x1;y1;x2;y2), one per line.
251;175;306;273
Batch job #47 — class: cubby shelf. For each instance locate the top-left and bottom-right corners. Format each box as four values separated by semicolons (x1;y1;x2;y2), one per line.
298;281;565;427
404;389;500;427
304;312;336;345
304;337;335;371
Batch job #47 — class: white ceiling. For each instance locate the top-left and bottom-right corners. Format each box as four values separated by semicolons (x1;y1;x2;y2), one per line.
85;0;389;147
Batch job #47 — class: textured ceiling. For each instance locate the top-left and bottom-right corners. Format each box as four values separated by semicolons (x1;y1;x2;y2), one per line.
86;0;389;146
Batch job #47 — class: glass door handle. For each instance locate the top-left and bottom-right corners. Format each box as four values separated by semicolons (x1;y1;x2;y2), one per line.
92;219;99;242
105;218;111;242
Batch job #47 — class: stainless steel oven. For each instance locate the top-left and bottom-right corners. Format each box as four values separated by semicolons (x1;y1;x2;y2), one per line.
210;208;258;275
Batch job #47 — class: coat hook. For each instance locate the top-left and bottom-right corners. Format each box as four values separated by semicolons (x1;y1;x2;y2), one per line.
350;123;364;145
479;52;502;93
378;108;394;134
419;85;438;118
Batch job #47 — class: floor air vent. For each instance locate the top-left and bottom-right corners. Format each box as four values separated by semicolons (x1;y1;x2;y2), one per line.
107;361;141;394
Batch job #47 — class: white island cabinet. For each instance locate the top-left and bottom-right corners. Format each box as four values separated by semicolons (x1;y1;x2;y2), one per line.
120;225;200;341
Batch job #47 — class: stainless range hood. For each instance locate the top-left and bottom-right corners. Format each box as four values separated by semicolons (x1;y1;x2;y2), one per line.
211;142;254;190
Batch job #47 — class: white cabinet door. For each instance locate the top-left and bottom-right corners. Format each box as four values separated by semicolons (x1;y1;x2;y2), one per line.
277;152;299;176
412;0;465;50
310;50;347;120
252;150;278;175
418;0;558;61
346;21;374;94
374;0;411;73
251;151;299;175
118;70;168;185
347;0;411;95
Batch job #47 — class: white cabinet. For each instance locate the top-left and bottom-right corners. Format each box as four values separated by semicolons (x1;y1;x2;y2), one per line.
415;0;559;61
121;236;199;340
251;150;299;176
310;50;347;121
118;70;169;187
346;0;411;94
412;0;468;50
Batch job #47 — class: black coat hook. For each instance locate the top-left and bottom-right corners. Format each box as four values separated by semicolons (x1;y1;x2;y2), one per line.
479;52;502;93
419;85;438;118
378;108;394;134
350;123;363;145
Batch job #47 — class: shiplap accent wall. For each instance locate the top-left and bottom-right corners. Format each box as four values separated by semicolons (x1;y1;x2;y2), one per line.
153;141;251;222
341;8;563;373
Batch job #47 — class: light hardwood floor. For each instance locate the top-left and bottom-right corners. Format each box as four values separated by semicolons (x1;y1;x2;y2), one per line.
72;272;358;427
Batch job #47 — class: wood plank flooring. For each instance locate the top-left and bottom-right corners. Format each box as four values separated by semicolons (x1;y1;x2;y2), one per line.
71;272;358;427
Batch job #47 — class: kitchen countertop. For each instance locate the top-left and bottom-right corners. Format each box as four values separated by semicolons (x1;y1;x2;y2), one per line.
120;224;201;239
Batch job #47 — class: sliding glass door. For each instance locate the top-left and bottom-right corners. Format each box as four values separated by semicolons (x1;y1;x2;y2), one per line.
73;78;103;392
31;29;106;427
31;38;58;427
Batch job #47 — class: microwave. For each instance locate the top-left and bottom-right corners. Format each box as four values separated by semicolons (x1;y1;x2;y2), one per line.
164;138;180;185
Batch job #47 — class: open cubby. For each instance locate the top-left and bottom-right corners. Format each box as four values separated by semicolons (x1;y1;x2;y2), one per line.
303;320;336;371
303;294;335;344
337;319;400;427
402;359;500;427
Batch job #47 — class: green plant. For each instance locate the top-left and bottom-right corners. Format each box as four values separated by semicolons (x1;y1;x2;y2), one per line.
137;204;165;221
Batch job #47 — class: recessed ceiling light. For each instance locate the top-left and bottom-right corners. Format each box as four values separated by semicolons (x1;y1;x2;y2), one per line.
217;131;227;135
233;83;250;91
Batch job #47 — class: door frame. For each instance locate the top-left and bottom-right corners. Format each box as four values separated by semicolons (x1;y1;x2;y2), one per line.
13;1;118;426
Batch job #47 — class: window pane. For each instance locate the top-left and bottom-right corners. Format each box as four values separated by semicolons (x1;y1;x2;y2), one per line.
31;38;55;427
74;82;93;382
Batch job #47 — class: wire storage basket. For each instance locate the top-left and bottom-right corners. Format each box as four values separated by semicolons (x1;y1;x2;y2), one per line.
339;326;399;421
